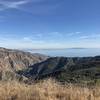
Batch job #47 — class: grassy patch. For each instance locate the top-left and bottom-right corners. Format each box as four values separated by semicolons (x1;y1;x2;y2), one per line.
0;79;100;100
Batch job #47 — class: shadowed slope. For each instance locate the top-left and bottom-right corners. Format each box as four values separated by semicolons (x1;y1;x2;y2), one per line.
19;56;100;83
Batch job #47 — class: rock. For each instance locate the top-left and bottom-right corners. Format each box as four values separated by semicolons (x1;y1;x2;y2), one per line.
0;47;48;80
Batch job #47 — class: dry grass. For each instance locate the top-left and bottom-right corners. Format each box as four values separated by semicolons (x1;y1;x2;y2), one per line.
0;79;100;100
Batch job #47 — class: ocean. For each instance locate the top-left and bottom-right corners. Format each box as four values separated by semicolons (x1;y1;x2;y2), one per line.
27;48;100;57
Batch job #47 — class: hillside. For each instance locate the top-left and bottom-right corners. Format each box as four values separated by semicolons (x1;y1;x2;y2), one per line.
0;47;48;81
19;56;100;83
1;47;100;84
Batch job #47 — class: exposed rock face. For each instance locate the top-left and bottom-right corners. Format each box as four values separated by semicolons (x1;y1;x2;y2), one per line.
0;47;48;72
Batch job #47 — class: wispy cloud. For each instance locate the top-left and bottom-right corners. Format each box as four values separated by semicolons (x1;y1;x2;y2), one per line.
79;33;100;40
28;31;82;42
0;0;31;11
66;32;82;36
0;32;100;49
0;34;45;49
0;0;63;15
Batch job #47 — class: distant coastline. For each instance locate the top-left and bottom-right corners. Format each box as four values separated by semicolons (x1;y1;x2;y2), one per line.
23;47;97;51
24;48;100;57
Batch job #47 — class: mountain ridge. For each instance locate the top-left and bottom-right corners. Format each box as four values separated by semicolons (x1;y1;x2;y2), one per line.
1;47;100;84
18;56;100;83
0;47;49;81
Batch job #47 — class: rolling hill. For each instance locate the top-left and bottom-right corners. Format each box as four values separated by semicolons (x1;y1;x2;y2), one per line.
19;56;100;83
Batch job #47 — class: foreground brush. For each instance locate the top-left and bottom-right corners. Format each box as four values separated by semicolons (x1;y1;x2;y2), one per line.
0;79;100;100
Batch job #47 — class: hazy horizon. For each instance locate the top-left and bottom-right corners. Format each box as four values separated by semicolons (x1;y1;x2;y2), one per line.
1;47;100;57
1;47;100;50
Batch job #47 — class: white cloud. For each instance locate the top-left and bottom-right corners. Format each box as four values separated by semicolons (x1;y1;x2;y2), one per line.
0;0;55;11
0;0;62;15
65;32;82;37
79;34;100;39
0;34;44;49
0;0;31;10
23;37;32;42
0;32;100;49
75;32;81;34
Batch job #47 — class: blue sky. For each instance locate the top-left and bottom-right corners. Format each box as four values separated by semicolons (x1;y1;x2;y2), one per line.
0;0;100;49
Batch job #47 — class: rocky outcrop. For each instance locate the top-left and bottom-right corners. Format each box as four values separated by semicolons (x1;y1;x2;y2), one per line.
0;47;48;72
